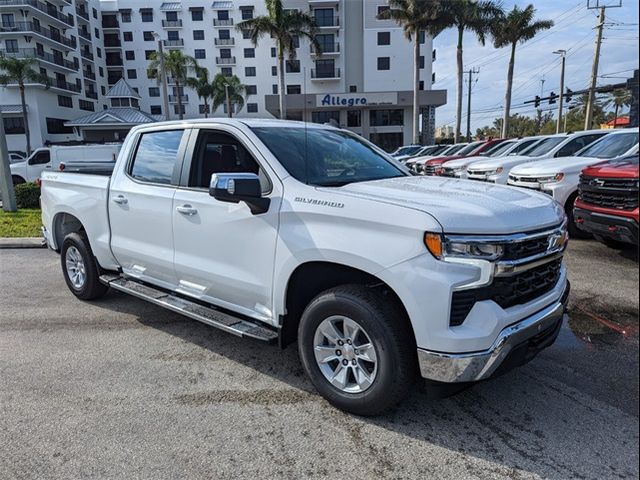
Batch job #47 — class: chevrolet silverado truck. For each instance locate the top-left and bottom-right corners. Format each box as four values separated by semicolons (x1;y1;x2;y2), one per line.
574;154;639;247
420;139;508;176
41;119;570;416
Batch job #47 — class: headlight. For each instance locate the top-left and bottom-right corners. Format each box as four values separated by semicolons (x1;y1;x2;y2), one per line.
424;233;504;261
486;167;504;177
537;173;564;184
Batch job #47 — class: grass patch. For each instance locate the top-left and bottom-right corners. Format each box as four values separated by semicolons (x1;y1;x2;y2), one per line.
0;209;42;238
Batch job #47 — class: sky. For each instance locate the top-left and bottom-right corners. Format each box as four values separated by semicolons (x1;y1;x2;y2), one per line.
431;0;640;132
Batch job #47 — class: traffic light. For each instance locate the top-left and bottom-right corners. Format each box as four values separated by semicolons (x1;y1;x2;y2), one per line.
565;88;573;103
534;95;541;108
549;92;557;105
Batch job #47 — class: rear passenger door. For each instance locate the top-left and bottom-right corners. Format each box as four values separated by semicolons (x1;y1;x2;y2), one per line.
109;128;190;290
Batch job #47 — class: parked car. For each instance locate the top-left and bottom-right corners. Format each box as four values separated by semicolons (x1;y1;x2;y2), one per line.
509;128;639;237
397;144;449;163
406;142;469;171
466;130;610;184
420;138;508;176
41;119;569;416
441;136;546;179
390;145;423;158
574;154;639;247
9;144;122;184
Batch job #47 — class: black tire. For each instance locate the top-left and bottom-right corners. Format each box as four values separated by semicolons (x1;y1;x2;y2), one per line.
12;176;26;186
298;285;417;416
60;232;108;300
566;192;591;239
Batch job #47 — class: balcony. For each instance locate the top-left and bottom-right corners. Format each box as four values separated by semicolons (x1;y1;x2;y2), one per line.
0;0;74;27
101;18;119;29
47;76;81;93
78;29;91;41
75;6;89;21
162;19;182;28
80;49;94;61
315;16;340;28
168;95;189;103
83;69;96;80
104;39;122;48
310;67;341;80
311;42;340;55
0;21;76;49
213;18;233;27
0;47;78;72
214;38;234;46
163;39;184;48
216;56;236;65
106;57;123;67
84;90;98;99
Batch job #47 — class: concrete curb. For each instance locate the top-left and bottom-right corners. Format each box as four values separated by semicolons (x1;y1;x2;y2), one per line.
0;237;46;249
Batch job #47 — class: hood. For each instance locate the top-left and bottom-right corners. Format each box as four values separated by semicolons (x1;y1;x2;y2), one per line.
425;155;464;166
467;154;543;171
324;176;564;234
582;158;639;177
510;156;602;176
442;156;480;169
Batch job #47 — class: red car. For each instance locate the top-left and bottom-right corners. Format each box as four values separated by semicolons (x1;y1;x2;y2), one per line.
574;154;639;247
421;139;507;175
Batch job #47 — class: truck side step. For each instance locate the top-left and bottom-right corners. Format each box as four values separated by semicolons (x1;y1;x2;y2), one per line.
99;275;278;343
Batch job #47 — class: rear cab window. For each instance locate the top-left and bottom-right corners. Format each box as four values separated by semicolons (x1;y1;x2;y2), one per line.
129;130;185;185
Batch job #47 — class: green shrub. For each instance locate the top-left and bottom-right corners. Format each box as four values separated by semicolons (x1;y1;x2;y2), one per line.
14;182;41;209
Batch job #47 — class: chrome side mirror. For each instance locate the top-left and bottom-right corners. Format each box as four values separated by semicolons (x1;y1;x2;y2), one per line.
209;173;270;215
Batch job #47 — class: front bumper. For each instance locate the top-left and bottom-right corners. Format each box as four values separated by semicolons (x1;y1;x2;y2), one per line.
417;281;570;383
574;207;639;245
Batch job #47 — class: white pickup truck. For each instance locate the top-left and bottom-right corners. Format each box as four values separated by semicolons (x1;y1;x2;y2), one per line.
41;119;570;415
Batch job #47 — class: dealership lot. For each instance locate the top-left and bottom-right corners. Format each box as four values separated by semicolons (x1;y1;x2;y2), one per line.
1;242;638;480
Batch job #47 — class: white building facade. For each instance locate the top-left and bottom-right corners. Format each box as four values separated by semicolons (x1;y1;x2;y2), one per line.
1;0;446;153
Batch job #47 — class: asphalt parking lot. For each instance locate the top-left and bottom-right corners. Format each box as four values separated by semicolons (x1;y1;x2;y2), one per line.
1;241;638;479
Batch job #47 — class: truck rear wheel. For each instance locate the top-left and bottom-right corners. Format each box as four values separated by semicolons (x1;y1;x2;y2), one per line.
298;285;416;416
61;232;108;300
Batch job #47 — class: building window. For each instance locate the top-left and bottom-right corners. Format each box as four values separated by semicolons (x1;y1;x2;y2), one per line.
270;47;276;58
377;6;390;16
121;11;131;23
194;49;206;59
58;95;73;108
127;69;137;79
219;29;230;40
143;31;154;41
150;105;162;115
316;34;335;53
240;7;254;20
312;110;339;124
247;103;258;113
246;85;257;95
191;9;203;21
123;31;133;42
145;50;155;60
419;56;425;69
174;104;185;115
101;85;106;95
3;117;25;134
314;59;335;78
95;28;100;38
271;66;277;76
347;110;361;127
244;48;255;58
99;66;104;77
92;8;98;19
221;67;233;77
5;39;18;53
165;11;178;22
285;60;300;73
419;80;424;90
198;104;208;114
217;10;229;20
46;117;73;134
79;100;95;111
349;85;357;93
125;50;135;60
242;29;251;39
141;9;153;22
377;31;390;45
432;72;436;82
149;87;160;97
370;109;404;126
193;30;204;40
286;85;301;94
96;48;102;58
272;84;278;94
286;111;303;121
420;31;426;44
314;8;335;27
167;31;179;41
245;66;256;77
377;57;390;70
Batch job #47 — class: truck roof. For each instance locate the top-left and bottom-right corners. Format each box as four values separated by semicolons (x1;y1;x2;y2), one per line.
129;118;338;133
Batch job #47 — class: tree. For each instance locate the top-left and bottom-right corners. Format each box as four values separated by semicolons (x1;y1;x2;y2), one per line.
492;4;553;138
377;0;449;144
604;88;632;127
185;66;214;118
210;74;250;117
0;56;50;156
148;50;198;120
237;0;318;119
440;0;503;142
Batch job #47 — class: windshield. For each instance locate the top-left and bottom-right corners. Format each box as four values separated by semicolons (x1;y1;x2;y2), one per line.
578;132;639;159
509;138;539;155
251;127;408;186
443;144;467;155
395;146;422;156
455;141;483;156
522;137;566;157
487;141;516;157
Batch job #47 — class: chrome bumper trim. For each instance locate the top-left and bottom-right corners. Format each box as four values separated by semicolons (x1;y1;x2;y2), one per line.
417;283;569;383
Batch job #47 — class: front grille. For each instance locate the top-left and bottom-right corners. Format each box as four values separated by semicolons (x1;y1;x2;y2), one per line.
578;175;639;211
423;165;437;175
450;258;563;326
502;236;549;260
441;168;456;177
509;175;540;185
467;170;485;176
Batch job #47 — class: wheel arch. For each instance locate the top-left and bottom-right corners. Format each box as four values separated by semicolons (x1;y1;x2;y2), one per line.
52;211;86;252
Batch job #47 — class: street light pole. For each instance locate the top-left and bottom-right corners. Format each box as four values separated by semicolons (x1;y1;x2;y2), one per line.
153;33;171;121
225;84;232;118
553;49;566;134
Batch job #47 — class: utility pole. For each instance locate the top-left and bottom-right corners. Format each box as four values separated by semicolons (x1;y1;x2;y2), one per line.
0;108;17;212
584;1;622;129
225;84;232;118
465;68;479;142
153;33;171;121
554;49;566;133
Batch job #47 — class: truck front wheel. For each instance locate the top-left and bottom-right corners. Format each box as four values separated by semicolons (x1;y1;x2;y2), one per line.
298;285;416;416
60;232;108;300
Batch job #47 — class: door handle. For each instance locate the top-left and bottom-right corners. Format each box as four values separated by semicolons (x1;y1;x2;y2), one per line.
176;204;198;216
112;195;128;205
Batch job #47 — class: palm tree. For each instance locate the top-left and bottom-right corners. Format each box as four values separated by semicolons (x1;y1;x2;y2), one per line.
440;0;503;142
185;66;214;118
377;0;449;144
237;0;318;119
492;4;553;137
148;50;198;120
604;88;632;128
0;56;50;155
210;74;250;117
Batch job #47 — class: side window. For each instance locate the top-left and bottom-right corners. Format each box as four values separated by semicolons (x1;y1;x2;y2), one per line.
29;150;51;165
188;130;269;192
129;130;184;185
555;134;604;157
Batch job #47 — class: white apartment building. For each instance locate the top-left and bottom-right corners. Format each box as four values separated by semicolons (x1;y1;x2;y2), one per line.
1;0;446;153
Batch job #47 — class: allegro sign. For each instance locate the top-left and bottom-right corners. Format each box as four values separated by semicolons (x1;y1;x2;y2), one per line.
316;92;398;108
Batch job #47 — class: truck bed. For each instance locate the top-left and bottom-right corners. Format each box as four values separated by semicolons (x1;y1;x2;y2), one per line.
57;160;116;175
